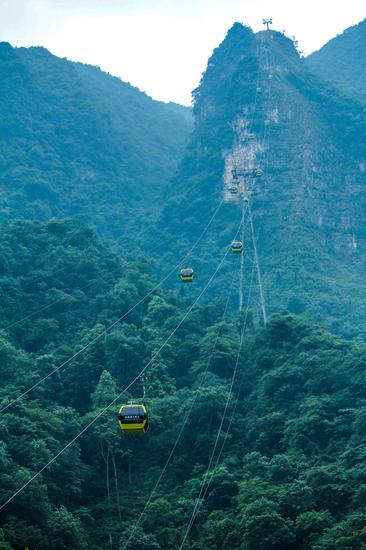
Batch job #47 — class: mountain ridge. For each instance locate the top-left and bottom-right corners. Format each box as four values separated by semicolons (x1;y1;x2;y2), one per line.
306;18;366;104
0;41;192;243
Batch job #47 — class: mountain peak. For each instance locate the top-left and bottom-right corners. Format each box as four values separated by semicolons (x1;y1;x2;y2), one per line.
157;20;366;337
0;41;16;60
0;41;12;50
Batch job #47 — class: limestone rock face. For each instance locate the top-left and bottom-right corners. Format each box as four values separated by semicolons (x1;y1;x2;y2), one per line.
155;23;366;338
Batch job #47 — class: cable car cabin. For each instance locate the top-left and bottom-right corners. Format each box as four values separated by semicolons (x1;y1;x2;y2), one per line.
256;87;262;93
247;133;255;141
228;186;239;195
118;403;148;435
180;268;194;282
231;240;243;253
254;169;263;177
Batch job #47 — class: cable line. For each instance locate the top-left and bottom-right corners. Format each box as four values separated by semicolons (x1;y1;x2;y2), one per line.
193;192;270;515
248;202;267;324
186;263;257;526
238;198;247;312
0;225;239;511
2;196;225;336
178;255;256;548
180;36;274;546
0;196;226;414
121;259;239;550
179;315;246;549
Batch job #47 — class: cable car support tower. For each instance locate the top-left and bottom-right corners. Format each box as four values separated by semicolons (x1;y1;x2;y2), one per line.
248;199;267;324
233;168;267;323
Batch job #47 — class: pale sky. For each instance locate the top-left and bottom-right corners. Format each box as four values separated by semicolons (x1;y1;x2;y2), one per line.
0;0;365;105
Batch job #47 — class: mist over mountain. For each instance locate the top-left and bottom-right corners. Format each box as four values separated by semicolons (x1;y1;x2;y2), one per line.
0;42;192;242
306;19;366;104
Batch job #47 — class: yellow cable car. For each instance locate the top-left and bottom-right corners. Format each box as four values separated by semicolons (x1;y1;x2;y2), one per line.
118;402;149;435
180;268;194;282
254;169;263;177
231;240;243;253
228;185;239;195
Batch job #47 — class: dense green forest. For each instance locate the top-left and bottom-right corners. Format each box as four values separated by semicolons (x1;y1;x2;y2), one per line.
306;19;366;104
1;221;366;549
2;17;366;550
0;42;192;243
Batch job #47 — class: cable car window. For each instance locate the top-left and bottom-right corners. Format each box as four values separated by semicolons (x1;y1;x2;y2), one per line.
124;406;143;416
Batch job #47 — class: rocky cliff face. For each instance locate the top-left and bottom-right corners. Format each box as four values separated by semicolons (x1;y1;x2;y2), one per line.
154;23;366;338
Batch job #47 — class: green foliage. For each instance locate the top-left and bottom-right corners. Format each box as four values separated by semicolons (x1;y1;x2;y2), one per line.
306;19;366;104
0;223;366;548
239;498;296;549
0;42;192;245
2;20;366;548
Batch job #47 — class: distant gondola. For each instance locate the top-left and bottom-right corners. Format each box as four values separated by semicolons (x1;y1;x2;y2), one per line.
231;240;243;253
180;268;195;282
228;185;239;195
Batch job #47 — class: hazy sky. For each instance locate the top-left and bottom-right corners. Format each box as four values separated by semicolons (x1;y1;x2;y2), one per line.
0;0;365;105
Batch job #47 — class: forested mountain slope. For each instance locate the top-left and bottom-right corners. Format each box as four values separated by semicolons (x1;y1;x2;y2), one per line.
152;23;366;339
1;221;366;548
306;19;366;104
0;42;192;242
